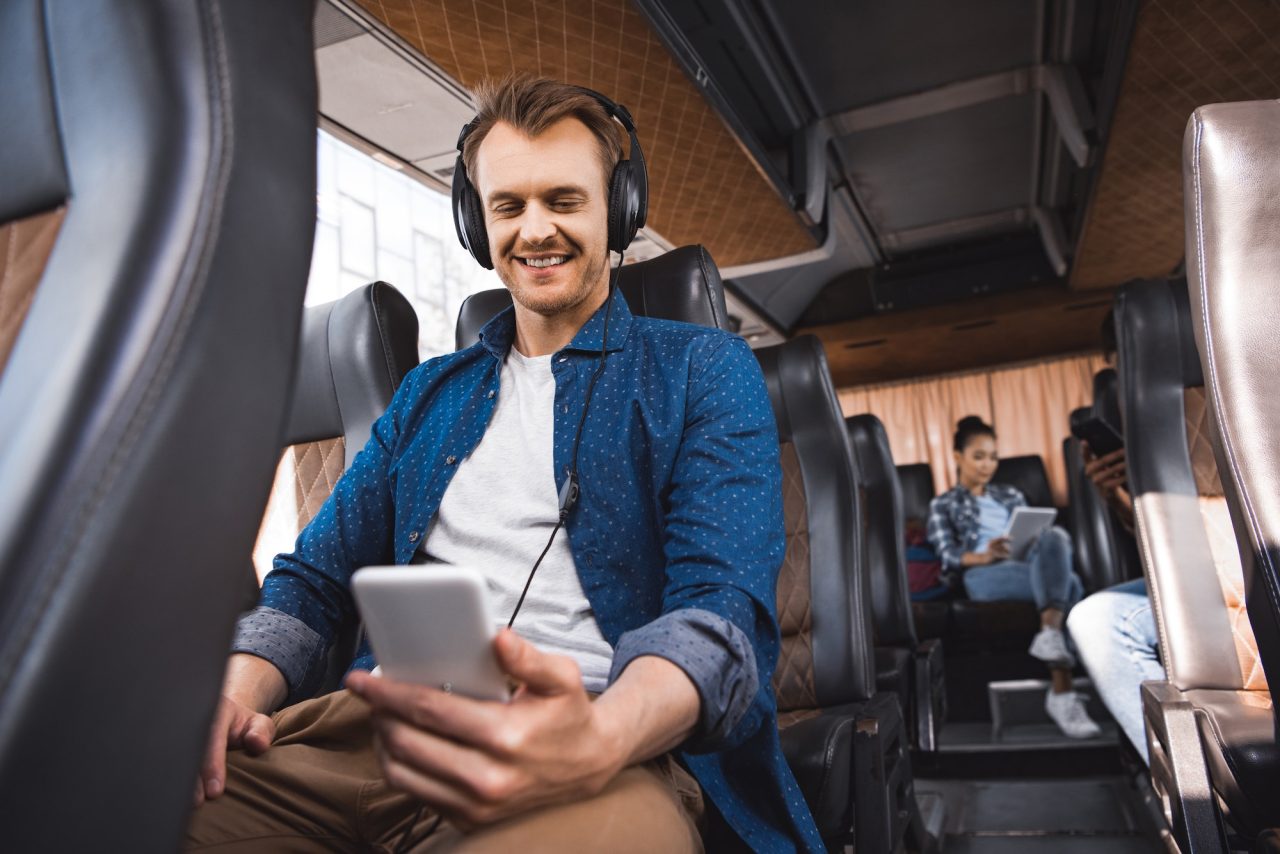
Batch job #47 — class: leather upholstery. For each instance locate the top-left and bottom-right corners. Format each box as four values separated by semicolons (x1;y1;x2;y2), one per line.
1121;275;1278;838
454;244;730;349
846;414;917;649
284;282;419;468
258;278;420;571
1117;278;1255;692
896;462;935;525
875;646;913;699
0;3;316;850
775;443;819;713
993;454;1055;508
757;336;876;709
1064;370;1143;593
1093;368;1124;433
0;1;68;222
0;207;64;374
1184;99;1280;702
1187;688;1280;833
1064;431;1138;593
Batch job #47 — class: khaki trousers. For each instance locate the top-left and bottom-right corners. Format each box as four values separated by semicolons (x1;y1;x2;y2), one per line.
186;689;704;853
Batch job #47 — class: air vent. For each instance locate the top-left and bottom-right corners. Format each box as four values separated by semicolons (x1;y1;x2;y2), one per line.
951;320;996;332
845;338;888;350
314;1;365;49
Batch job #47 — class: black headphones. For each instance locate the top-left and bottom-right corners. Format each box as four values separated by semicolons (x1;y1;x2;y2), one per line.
450;86;649;269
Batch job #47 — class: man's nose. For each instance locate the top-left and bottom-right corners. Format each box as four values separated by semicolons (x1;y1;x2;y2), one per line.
519;202;556;245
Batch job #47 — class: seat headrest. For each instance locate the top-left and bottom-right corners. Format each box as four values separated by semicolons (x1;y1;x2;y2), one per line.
1114;277;1202;497
1091;368;1122;430
993;455;1055;508
896;463;935;525
284;282;419;466
454;244;730;349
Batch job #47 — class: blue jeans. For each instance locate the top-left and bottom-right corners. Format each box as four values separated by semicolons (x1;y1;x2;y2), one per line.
1066;578;1162;764
962;526;1084;612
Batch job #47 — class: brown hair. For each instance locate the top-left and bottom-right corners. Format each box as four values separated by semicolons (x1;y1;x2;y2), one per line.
461;74;625;191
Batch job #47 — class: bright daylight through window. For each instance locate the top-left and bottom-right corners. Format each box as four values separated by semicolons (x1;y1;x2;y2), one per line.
308;128;501;359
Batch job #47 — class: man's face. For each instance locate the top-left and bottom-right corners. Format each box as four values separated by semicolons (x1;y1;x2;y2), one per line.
474;117;612;317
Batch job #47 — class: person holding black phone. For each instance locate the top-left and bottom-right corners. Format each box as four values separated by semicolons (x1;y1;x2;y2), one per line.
927;416;1100;738
1068;439;1162;764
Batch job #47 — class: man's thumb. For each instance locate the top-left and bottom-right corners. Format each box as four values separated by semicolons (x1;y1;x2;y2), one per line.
495;629;577;694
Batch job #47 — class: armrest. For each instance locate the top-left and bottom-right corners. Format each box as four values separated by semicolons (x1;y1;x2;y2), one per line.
1140;681;1228;854
778;704;858;838
914;638;946;751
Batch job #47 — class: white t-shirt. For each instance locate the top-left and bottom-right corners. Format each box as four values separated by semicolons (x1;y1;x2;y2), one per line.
420;347;614;691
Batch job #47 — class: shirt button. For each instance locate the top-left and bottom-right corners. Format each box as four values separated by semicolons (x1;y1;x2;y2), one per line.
487;390;495;399
562;404;569;414
408;531;419;543
558;356;568;363
446;455;457;464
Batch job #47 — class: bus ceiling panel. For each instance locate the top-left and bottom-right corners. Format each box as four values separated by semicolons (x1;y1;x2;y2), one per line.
0;0;69;223
1070;0;1280;291
728;187;882;332
347;0;819;270
834;95;1037;247
759;0;1043;119
316;32;475;169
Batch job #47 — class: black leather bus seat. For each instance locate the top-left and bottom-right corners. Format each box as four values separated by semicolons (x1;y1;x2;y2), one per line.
847;414;946;751
1118;273;1277;850
1064;372;1142;594
0;3;317;850
257;282;420;693
454;244;730;349
757;337;918;851
993;454;1055;509
1181;100;1280;846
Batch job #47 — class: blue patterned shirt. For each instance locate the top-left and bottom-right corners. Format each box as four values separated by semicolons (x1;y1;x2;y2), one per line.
926;482;1026;577
241;293;824;852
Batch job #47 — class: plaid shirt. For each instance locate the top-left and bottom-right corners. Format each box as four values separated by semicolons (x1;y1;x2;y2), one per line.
926;483;1026;576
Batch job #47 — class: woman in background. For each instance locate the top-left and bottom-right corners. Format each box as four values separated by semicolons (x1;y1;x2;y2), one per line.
927;416;1100;738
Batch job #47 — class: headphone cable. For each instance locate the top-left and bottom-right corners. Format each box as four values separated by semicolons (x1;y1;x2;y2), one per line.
506;254;621;629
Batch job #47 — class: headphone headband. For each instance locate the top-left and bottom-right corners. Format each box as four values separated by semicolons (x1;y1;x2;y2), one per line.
451;84;649;269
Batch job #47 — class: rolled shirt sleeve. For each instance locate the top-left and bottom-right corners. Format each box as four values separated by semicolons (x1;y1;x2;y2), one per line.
231;606;329;704
607;608;758;752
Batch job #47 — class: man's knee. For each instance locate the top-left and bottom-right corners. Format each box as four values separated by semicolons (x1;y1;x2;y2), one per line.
1067;590;1121;653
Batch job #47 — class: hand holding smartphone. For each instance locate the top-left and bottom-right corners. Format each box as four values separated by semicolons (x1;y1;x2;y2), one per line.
351;566;511;702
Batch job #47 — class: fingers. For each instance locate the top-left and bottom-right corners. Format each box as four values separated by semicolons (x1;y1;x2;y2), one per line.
494;630;580;695
198;701;233;802
241;713;276;755
374;715;516;803
347;671;506;749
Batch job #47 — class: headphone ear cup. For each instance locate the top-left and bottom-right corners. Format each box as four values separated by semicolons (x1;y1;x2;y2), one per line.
464;187;491;269
451;155;493;269
607;161;638;253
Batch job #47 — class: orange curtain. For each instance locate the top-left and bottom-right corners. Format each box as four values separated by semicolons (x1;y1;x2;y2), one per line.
839;352;1108;504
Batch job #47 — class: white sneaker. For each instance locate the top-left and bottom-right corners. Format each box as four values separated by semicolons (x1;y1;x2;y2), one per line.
1045;690;1102;739
1028;627;1075;667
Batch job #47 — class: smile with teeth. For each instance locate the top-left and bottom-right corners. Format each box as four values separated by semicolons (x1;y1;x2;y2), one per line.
519;255;568;268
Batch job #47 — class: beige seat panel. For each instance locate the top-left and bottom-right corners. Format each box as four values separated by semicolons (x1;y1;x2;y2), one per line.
252;437;346;583
0;207;65;375
774;441;819;715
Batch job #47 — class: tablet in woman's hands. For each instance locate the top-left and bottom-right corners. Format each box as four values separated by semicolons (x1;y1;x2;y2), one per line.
351;566;511;702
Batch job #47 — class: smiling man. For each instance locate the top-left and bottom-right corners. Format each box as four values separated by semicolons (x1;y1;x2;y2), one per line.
187;76;823;852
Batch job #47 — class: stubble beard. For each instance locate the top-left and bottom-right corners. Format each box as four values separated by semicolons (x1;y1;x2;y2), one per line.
498;241;610;318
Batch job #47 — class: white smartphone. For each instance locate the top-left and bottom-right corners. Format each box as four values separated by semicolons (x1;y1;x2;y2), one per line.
1002;507;1057;560
351;566;510;702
